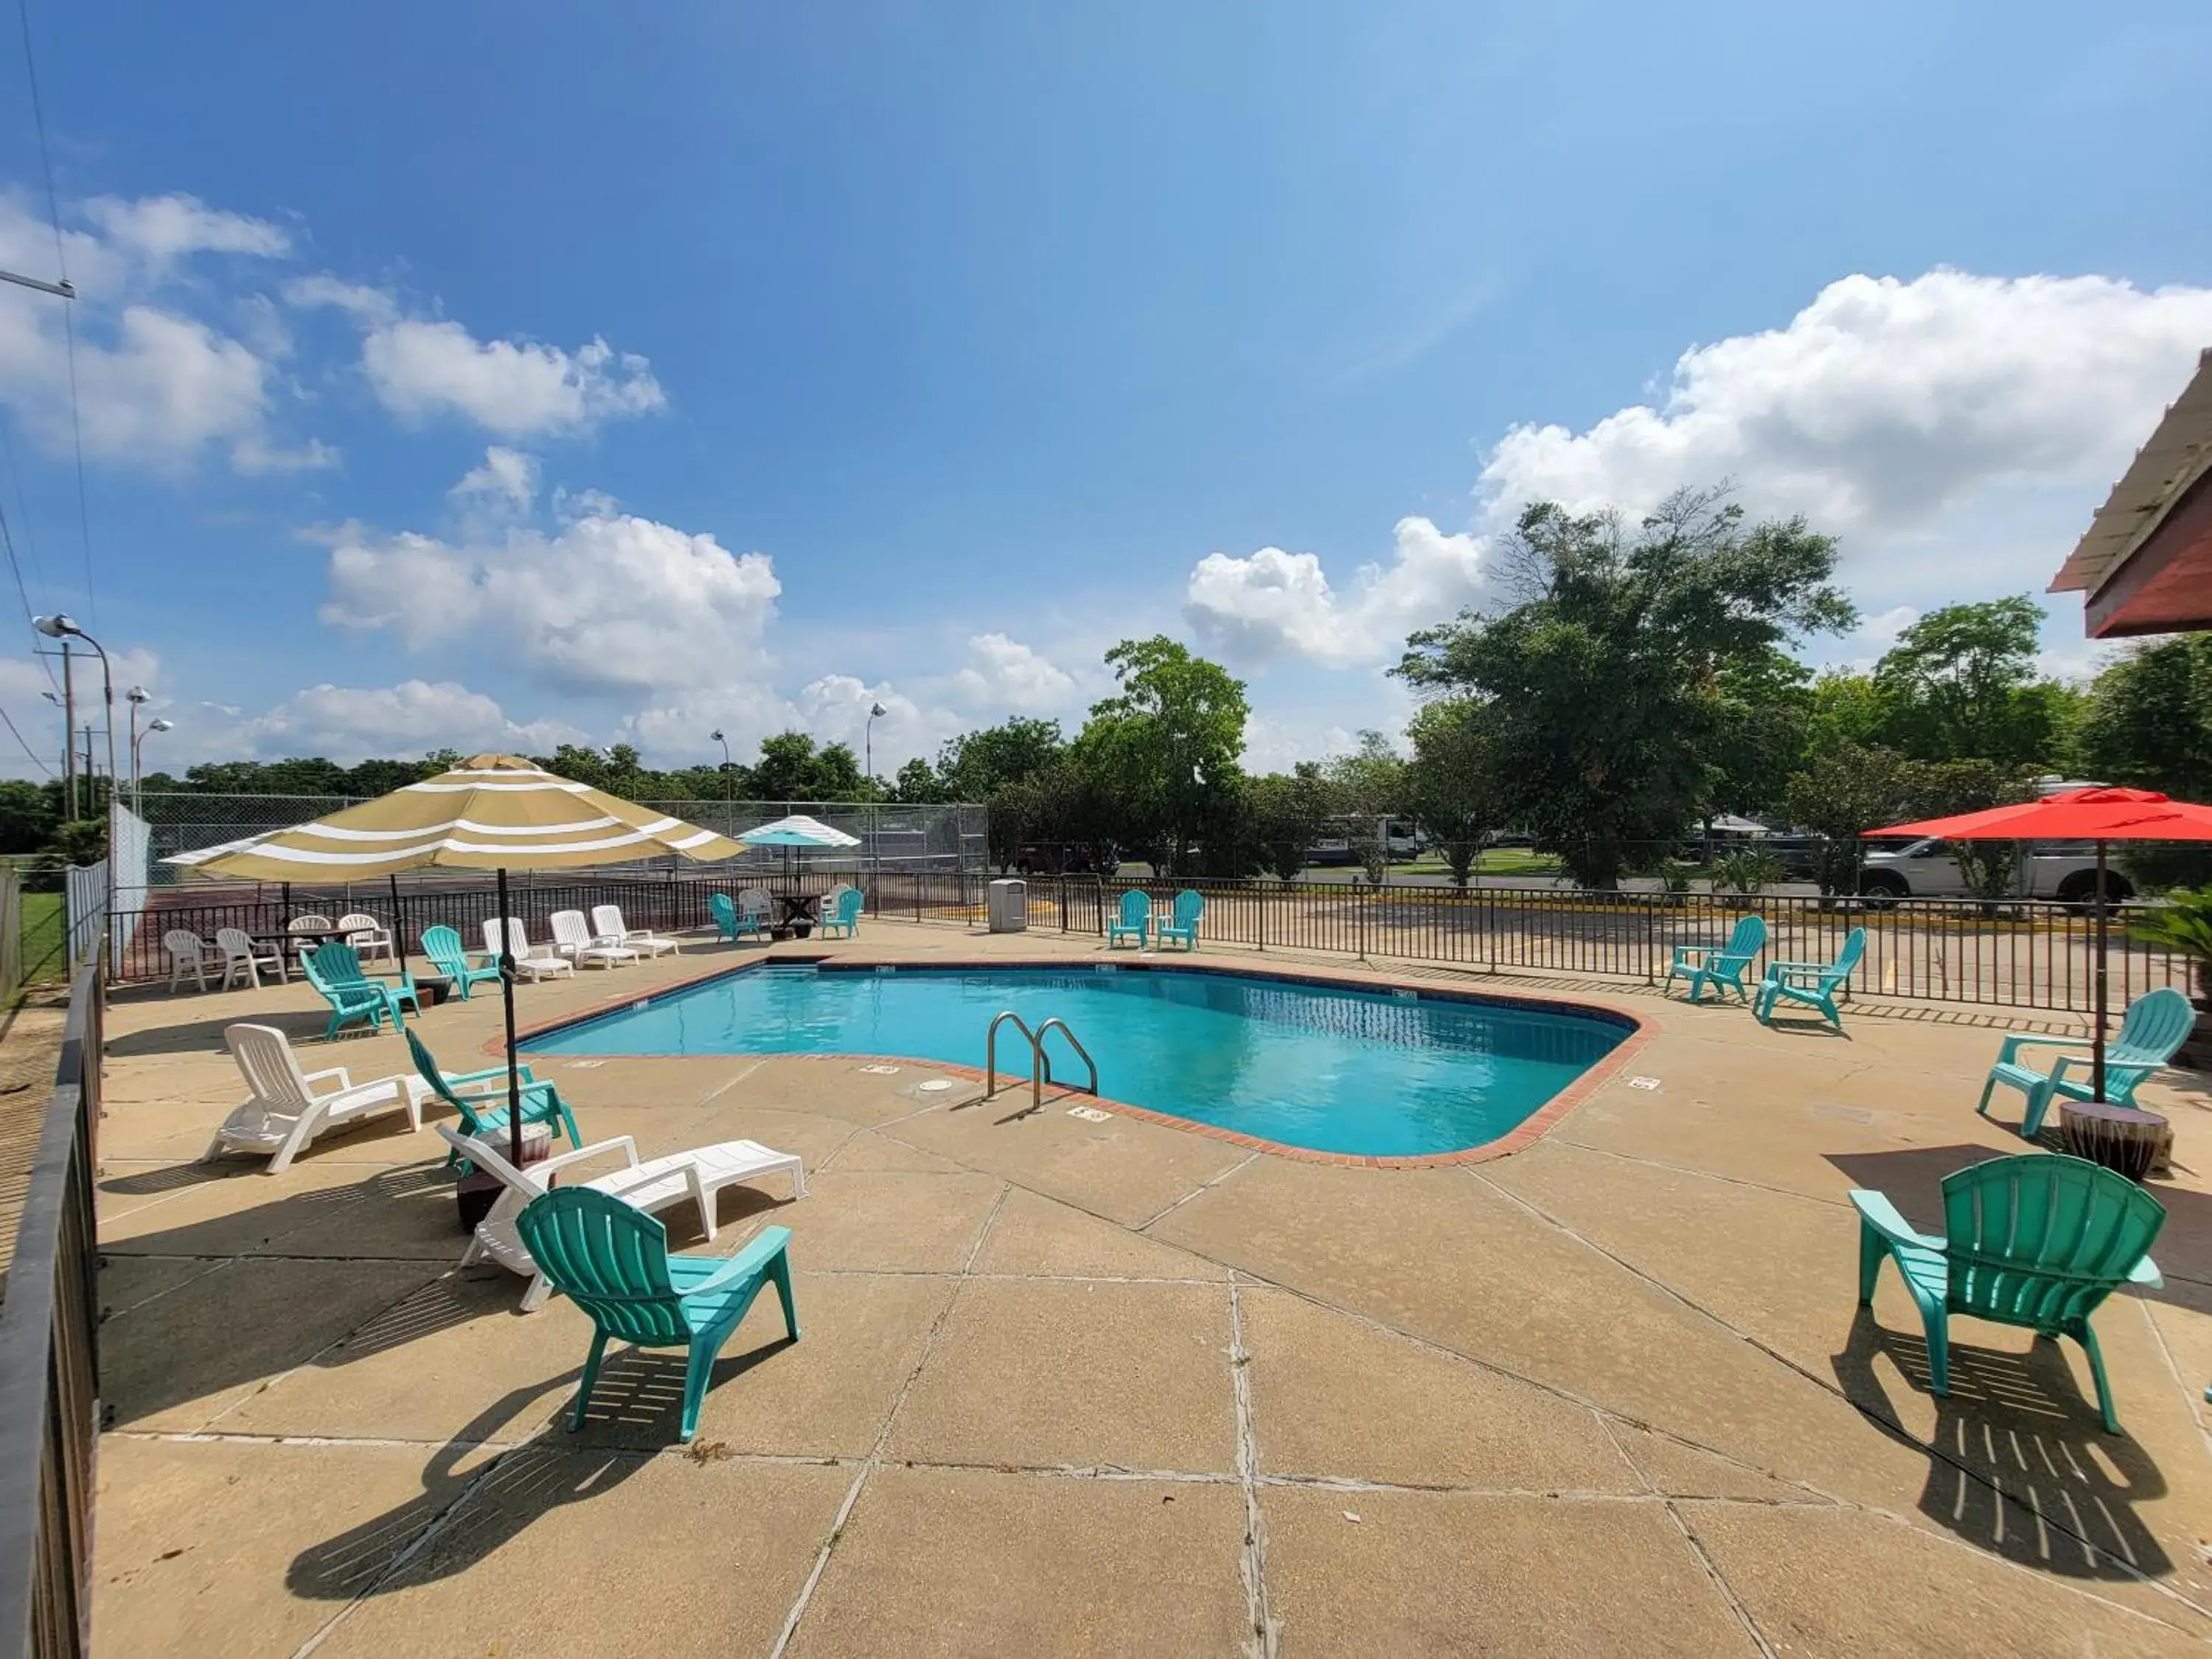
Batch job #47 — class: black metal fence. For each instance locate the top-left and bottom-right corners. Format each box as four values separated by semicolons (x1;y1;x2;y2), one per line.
119;869;2197;1017
868;872;2195;1017
0;962;102;1658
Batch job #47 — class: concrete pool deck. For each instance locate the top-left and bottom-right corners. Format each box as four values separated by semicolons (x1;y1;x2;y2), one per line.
89;923;2212;1656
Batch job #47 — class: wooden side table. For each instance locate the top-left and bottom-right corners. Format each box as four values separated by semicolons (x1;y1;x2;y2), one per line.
2056;1099;2168;1183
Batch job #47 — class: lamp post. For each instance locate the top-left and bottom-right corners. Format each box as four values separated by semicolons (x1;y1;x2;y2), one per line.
35;613;116;967
132;717;172;806
126;686;150;803
864;702;886;783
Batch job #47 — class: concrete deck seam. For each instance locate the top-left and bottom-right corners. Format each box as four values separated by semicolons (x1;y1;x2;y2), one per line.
767;1181;1012;1659
696;1056;770;1105
1133;1150;1263;1233
97;1254;237;1321
2131;1293;2212;1456
1660;1500;1780;1659
1227;1272;1278;1659
1467;1163;2212;1627
196;1268;464;1436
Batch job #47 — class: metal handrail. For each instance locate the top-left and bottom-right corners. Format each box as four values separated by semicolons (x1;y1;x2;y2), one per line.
982;1009;1100;1111
1034;1018;1098;1103
984;1010;1038;1102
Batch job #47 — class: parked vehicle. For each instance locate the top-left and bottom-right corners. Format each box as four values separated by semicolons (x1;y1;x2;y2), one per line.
1307;817;1424;866
1855;838;2132;905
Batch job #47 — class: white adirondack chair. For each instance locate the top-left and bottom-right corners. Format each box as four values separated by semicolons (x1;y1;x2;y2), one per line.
207;1023;434;1172
337;911;396;963
214;926;288;990
549;908;638;969
590;903;679;958
435;1123;807;1310
481;917;573;980
164;930;212;992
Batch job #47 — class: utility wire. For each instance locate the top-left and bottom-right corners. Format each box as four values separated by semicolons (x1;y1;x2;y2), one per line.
16;0;94;627
0;701;53;776
0;429;59;696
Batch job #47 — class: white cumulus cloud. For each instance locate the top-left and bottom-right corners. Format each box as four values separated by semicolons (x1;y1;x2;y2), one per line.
450;445;540;512
82;193;290;265
319;504;781;697
953;633;1075;705
357;318;665;437
1183;515;1485;667
243;679;583;762
1478;270;2212;539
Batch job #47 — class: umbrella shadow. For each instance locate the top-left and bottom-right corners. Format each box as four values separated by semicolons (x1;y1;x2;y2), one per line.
286;1335;799;1601
1831;1307;2173;1582
105;1008;332;1057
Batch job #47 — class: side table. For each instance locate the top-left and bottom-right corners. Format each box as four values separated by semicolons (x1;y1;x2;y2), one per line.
2056;1099;2168;1183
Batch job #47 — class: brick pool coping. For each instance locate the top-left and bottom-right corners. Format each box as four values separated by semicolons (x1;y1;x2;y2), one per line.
495;947;1656;1169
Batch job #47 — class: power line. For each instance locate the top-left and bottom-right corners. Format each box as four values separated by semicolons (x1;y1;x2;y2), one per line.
0;701;53;777
15;0;94;628
0;431;59;696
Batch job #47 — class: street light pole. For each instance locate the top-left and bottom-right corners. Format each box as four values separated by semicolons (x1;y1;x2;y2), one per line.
133;718;172;807
38;615;119;967
711;728;734;832
126;686;150;804
865;701;886;783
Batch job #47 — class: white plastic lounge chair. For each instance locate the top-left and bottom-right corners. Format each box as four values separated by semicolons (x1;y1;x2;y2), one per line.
213;926;288;990
549;908;639;970
482;917;574;981
591;902;679;958
435;1123;807;1310
164;929;212;992
337;911;396;964
206;1022;433;1172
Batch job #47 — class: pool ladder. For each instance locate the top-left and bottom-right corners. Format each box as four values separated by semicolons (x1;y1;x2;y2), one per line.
984;1011;1099;1113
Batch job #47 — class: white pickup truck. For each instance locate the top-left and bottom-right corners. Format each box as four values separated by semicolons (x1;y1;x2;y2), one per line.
1856;838;2131;905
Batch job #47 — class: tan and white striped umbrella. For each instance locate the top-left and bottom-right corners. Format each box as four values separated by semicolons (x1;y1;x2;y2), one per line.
166;754;747;879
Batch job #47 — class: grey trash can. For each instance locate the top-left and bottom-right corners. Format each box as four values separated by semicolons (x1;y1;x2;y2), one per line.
987;878;1029;933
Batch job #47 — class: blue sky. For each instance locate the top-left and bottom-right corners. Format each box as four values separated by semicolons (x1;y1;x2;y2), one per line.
1;1;2209;781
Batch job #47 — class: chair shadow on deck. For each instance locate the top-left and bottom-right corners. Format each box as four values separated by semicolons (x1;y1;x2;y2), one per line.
1831;1307;2173;1583
104;1007;333;1057
285;1334;799;1601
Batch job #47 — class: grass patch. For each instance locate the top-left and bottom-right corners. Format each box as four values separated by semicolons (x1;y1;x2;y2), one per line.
18;891;66;986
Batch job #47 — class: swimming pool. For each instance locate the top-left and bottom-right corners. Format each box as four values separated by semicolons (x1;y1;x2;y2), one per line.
525;963;1633;1159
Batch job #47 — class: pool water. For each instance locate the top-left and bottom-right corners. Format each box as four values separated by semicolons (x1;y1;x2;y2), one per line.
527;964;1629;1158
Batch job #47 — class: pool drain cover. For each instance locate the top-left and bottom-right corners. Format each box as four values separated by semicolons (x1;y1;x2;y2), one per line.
917;1078;956;1093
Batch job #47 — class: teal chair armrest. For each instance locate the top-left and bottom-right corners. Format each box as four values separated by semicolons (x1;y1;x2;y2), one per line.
2127;1252;2163;1289
1848;1189;1943;1253
685;1225;793;1300
1672;944;1717;963
1994;1033;2094;1065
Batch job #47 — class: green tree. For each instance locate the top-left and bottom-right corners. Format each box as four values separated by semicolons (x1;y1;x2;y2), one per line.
1326;731;1405;886
1871;597;2069;768
1399;487;1852;887
891;757;943;804
1707;647;1813;819
1783;742;1919;893
1905;757;2040;900
0;780;59;856
936;718;1065;802
1805;670;1883;755
1248;765;1330;882
1403;699;1496;888
2073;636;2212;887
1073;637;1248;875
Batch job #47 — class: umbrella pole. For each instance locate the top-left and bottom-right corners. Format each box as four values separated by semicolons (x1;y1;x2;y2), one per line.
389;870;408;979
498;866;523;1168
2093;840;2110;1102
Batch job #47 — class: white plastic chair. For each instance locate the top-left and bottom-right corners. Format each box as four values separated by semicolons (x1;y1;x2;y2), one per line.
213;926;288;990
164;929;212;993
590;903;679;958
738;889;773;933
549;908;638;970
337;911;396;964
482;917;573;981
286;913;335;960
436;1122;807;1310
207;1023;432;1172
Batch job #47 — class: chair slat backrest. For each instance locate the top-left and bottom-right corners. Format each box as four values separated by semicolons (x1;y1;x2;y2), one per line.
1119;889;1150;928
549;910;593;950
164;928;204;961
1721;914;1766;964
1940;1153;2165;1332
1174;889;1203;928
311;941;371;987
709;893;737;930
591;905;627;939
421;925;467;974
1823;927;1867;988
225;1023;313;1110
288;914;334;933
740;889;770;919
405;1029;484;1127
833;888;863;925
2111;987;2194;1068
213;926;260;960
515;1188;690;1344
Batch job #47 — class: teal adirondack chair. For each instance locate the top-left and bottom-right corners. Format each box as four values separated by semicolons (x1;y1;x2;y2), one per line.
404;1029;581;1164
1851;1152;2165;1433
1978;986;2194;1139
1107;889;1151;949
1753;927;1866;1029
1664;914;1766;1003
420;925;501;1001
1155;889;1204;950
302;942;417;1039
710;891;771;943
516;1186;799;1441
819;886;863;939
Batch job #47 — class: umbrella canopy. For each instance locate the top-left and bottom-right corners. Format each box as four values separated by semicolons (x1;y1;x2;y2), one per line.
737;813;860;848
166;754;748;1166
167;754;748;878
1863;786;2212;1104
1864;787;2212;845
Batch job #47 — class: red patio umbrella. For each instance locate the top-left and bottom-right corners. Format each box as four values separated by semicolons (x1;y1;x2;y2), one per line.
1863;787;2212;1100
